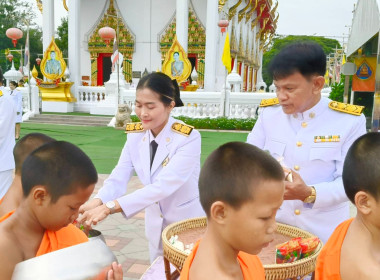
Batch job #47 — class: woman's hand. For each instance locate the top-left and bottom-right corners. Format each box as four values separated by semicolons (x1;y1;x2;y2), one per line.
77;204;111;231
79;198;103;214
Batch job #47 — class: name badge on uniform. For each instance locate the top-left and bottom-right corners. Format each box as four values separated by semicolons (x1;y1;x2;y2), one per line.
162;157;169;167
314;135;340;143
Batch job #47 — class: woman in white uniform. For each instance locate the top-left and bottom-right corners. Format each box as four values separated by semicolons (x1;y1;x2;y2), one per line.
9;81;23;140
78;72;204;262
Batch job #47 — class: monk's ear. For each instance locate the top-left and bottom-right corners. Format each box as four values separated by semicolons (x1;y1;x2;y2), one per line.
32;186;49;206
355;191;373;215
210;201;228;225
312;76;325;94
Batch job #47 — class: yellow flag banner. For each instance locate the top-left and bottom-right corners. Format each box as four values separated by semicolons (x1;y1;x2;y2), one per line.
352;57;376;92
221;32;231;73
324;69;329;86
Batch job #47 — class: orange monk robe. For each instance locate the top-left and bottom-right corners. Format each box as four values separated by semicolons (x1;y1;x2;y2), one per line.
180;240;265;280
315;218;353;280
0;210;88;256
0;209;15;223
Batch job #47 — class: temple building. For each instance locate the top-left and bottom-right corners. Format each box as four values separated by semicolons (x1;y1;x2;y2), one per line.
42;0;277;91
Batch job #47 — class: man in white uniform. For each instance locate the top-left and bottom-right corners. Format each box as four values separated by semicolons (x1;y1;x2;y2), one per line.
247;42;366;243
0;84;16;199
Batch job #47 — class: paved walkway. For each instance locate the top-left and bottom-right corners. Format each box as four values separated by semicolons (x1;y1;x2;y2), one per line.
92;174;357;280
92;175;151;280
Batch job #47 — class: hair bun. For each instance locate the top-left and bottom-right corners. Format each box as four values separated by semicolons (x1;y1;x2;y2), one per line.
172;79;184;107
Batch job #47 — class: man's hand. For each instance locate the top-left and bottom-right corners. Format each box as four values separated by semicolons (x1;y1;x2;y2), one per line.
284;170;312;201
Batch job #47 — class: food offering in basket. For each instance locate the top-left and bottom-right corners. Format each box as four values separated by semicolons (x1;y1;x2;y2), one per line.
162;218;323;280
275;237;320;264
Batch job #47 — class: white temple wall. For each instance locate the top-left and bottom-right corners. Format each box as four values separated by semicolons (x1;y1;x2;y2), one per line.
191;0;207;26
79;0;106;79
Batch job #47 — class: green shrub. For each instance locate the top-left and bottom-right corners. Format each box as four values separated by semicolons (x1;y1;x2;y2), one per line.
131;115;256;131
329;82;344;102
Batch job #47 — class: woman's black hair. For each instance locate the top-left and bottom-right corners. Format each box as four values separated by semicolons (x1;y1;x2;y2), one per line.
136;72;184;107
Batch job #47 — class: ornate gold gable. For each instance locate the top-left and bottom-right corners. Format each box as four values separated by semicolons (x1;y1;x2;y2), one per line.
88;0;135;85
160;7;206;87
160;8;206;59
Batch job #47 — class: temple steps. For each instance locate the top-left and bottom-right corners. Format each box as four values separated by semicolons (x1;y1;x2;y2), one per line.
25;114;113;127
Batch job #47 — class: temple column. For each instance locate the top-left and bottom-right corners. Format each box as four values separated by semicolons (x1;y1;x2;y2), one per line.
204;0;218;91
42;0;54;52
176;0;189;52
68;0;80;99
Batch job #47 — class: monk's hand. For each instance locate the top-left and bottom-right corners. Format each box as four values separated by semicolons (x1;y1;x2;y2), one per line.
283;171;311;201
79;198;103;214
107;262;123;280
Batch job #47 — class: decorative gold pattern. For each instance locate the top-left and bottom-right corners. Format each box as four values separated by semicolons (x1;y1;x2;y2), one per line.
31;65;38;79
88;0;135;83
218;0;227;12
36;0;42;13
126;122;144;133
245;0;258;23
230;19;238;54
328;101;365;116
63;0;68;11
229;0;243;20
260;98;279;107
160;8;206;59
171;122;194;136
238;0;252;23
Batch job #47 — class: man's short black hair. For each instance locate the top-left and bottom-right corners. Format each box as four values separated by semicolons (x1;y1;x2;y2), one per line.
199;142;284;216
268;42;326;80
343;133;380;203
13;133;56;174
22;141;98;203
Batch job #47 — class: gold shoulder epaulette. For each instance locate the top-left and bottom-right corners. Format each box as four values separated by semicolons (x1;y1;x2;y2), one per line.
260;98;279;107
0;90;3;97
171;122;194;136
125;122;144;133
328;101;364;116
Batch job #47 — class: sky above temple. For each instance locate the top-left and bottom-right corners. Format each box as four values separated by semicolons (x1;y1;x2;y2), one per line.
31;0;357;47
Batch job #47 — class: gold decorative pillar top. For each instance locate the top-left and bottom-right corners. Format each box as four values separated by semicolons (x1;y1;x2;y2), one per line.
229;0;243;20
238;0;252;23
218;0;227;12
245;0;258;23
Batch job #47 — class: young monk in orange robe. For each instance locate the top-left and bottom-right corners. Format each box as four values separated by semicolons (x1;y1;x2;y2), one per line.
180;142;285;280
316;133;380;279
0;141;98;279
0;133;55;218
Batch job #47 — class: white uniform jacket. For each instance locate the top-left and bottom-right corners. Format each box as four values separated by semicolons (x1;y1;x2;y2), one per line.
247;97;366;243
0;92;16;198
9;89;23;123
96;117;204;256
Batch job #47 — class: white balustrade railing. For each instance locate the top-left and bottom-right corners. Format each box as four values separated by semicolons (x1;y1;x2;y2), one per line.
75;86;106;112
73;86;331;119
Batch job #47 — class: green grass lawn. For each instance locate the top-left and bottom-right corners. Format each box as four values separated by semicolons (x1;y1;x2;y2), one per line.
20;123;249;173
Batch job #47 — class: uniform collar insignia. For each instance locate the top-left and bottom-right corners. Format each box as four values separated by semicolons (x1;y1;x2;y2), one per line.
125;122;144;133
328;101;364;116
171;122;193;136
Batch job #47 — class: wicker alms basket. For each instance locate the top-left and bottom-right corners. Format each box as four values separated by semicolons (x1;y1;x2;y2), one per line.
162;217;322;280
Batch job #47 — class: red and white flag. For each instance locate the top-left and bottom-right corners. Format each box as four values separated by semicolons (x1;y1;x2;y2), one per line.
112;37;119;72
